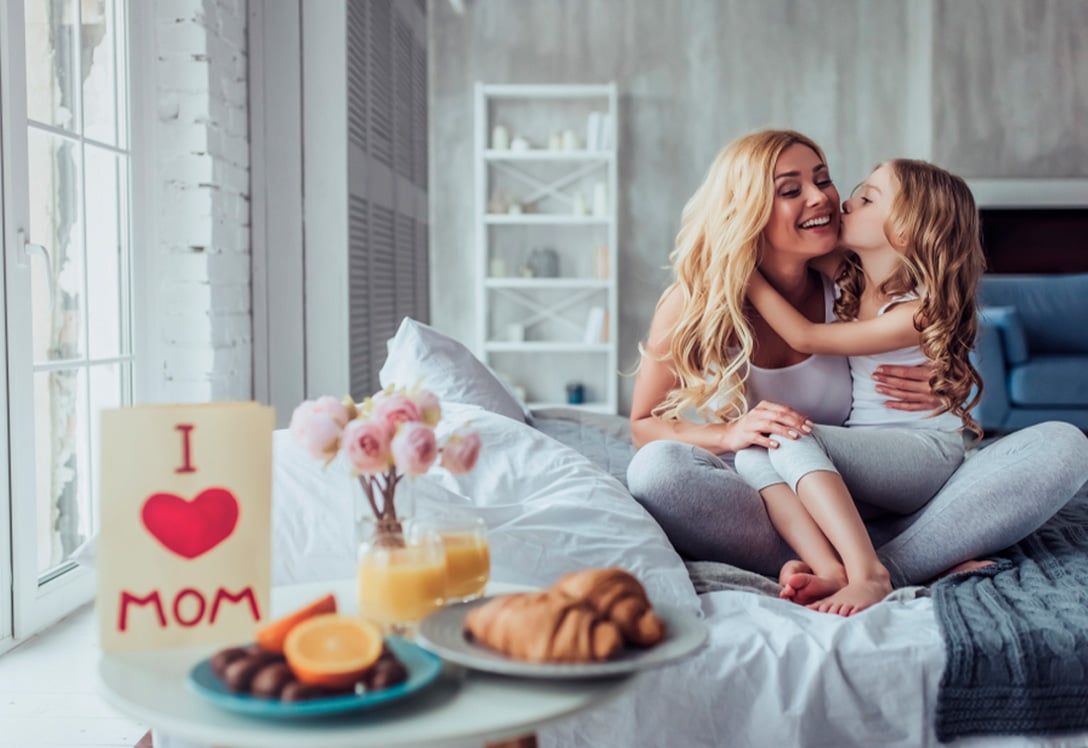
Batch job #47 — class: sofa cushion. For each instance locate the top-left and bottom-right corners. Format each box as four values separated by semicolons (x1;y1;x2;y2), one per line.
979;305;1030;365
1008;355;1088;406
979;274;1088;354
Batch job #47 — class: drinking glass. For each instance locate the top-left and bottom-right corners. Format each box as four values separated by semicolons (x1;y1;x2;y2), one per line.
356;518;448;636
433;514;491;603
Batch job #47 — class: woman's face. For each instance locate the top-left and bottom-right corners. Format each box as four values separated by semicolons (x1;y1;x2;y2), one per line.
762;144;841;260
841;163;897;253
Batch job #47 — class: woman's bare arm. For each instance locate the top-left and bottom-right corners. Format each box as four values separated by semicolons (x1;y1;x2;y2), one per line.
874;364;942;411
747;270;921;356
629;287;811;452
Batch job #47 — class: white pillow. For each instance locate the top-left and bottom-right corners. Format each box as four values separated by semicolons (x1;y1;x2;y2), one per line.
270;405;699;615
424;404;700;613
379;317;529;422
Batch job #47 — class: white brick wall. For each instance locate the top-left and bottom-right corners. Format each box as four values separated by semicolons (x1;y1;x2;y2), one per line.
154;0;251;402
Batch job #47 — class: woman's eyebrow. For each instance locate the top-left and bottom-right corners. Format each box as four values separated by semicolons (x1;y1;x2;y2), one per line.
774;164;829;181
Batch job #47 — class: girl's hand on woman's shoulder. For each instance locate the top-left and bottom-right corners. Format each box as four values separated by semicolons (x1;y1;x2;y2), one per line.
721;400;814;453
873;364;942;411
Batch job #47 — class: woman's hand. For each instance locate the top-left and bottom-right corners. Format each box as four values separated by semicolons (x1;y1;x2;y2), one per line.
722;401;814;452
873;364;941;411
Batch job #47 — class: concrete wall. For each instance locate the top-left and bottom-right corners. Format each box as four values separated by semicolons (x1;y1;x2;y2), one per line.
429;0;1086;415
151;0;251;403
932;0;1088;177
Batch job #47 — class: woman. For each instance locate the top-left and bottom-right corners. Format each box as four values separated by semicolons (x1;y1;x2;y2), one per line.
627;129;1088;592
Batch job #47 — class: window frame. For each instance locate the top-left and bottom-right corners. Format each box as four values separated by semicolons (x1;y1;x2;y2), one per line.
0;0;151;650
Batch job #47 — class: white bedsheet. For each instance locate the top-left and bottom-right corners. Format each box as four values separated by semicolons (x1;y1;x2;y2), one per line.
542;590;1087;748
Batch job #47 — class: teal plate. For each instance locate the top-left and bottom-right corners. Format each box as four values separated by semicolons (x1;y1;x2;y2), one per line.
187;637;442;718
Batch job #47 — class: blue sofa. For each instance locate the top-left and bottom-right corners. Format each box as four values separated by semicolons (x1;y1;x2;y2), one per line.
971;273;1088;433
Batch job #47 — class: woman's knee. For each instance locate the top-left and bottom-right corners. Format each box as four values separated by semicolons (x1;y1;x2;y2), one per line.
993;421;1088;461
626;440;697;498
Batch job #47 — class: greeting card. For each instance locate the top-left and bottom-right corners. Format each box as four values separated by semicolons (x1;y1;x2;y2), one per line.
97;402;274;652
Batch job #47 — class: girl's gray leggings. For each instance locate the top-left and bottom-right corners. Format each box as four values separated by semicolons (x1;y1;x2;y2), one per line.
626;421;1088;586
734;425;965;510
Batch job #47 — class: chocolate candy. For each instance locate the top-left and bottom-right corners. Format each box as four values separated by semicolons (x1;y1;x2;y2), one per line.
210;647;249;678
280;681;329;702
251;662;295;699
207;643;408;702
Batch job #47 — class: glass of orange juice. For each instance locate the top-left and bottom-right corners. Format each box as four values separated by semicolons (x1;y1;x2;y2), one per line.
356;519;447;636
432;513;491;603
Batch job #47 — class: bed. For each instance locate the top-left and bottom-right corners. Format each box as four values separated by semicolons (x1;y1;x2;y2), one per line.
270;319;1088;748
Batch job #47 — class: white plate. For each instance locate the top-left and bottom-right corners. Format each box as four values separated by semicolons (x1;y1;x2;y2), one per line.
416;596;707;679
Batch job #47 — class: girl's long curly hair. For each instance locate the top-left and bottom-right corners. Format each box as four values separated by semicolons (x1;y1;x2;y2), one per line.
834;159;986;438
650;130;828;423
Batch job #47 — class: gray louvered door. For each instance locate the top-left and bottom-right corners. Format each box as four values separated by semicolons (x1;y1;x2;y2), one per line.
346;0;429;399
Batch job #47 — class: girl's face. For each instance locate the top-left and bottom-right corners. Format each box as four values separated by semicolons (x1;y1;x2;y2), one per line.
762;144;841;260
841;163;898;253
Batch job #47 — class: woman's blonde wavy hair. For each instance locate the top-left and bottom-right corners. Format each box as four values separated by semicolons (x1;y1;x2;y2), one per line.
834;159;986;438
650;129;828;423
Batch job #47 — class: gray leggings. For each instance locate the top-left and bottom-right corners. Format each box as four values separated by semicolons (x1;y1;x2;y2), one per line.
733;425;965;513
626;421;1088;586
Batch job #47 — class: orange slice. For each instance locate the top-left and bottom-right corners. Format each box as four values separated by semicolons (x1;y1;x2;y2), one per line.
284;614;384;689
256;593;337;654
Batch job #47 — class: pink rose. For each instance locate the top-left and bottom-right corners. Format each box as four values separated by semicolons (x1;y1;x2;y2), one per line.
289;400;346;462
341;418;393;475
390;422;437;477
371;394;423;435
440;428;481;474
413;389;442;426
314;395;354;427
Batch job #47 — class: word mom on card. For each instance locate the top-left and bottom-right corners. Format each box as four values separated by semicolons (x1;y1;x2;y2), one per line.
98;403;274;653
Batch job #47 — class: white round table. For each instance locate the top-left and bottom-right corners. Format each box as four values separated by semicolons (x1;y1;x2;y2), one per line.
97;580;637;748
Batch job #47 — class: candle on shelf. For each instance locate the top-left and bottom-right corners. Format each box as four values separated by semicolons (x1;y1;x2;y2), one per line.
592;182;608;216
572;192;589;217
491;125;510;150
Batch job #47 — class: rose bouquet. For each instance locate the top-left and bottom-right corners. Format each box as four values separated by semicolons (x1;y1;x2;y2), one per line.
289;386;481;543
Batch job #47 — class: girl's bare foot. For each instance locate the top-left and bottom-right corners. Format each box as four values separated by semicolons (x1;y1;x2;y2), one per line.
778;560;847;604
807;576;892;617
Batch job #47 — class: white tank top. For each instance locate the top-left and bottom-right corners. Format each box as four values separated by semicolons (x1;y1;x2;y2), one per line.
845;292;962;432
703;276;852;426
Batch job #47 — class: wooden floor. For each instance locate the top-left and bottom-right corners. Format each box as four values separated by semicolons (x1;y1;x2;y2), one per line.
0;604;147;747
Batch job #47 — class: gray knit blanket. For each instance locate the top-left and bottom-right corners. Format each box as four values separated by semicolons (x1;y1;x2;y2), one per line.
933;493;1088;742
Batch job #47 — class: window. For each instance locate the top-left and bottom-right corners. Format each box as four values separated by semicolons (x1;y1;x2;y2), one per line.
1;0;135;649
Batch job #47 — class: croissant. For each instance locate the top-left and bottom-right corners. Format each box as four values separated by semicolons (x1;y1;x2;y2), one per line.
553;568;666;647
464;591;624;663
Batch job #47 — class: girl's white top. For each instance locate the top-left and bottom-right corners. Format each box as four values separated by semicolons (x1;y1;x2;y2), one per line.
844;291;962;432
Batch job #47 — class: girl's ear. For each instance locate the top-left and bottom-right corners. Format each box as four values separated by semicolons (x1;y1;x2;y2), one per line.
891;230;910;252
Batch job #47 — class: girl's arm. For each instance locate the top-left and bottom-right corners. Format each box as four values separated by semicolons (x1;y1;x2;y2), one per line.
747;270;921;356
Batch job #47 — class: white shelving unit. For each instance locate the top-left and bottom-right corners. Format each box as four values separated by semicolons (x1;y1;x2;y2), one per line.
474;82;619;414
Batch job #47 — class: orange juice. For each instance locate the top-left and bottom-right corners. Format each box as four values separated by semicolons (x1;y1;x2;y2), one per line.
357;545;447;628
441;532;490;601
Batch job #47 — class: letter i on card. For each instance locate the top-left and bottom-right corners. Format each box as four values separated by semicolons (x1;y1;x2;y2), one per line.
97;403;274;653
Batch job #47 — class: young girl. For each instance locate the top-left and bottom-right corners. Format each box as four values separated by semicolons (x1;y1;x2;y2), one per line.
733;159;986;616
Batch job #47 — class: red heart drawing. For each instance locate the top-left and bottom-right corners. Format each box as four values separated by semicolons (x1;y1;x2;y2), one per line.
141;488;240;560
